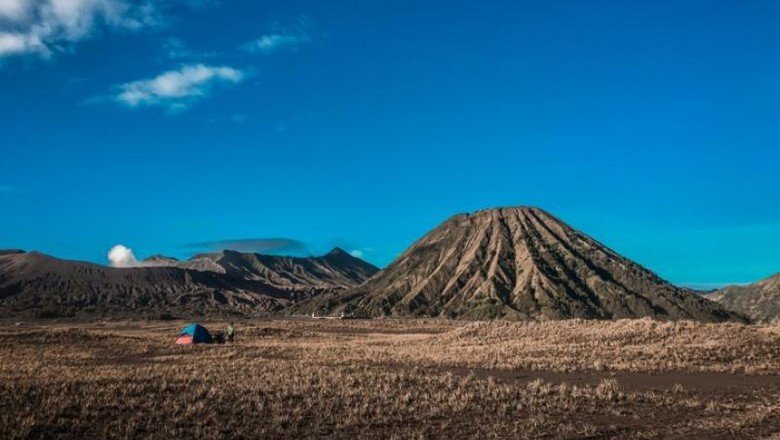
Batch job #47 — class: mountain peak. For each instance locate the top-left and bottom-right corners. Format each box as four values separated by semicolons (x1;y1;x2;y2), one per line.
143;254;179;263
0;249;26;256
474;205;542;214
708;272;780;322
302;206;740;322
326;247;350;257
445;206;555;226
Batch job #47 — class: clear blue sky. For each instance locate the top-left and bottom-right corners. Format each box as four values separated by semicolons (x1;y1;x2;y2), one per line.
1;0;778;287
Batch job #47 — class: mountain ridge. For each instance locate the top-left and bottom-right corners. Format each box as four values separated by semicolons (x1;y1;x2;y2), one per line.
705;273;780;322
0;248;379;318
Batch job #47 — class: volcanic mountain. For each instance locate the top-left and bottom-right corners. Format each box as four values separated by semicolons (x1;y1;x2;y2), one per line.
705;273;780;323
142;247;378;289
299;207;741;322
0;248;378;318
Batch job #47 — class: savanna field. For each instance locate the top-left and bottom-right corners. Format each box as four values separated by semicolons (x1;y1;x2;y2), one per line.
1;318;779;439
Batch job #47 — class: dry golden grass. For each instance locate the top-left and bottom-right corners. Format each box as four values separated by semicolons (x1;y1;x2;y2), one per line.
0;318;778;439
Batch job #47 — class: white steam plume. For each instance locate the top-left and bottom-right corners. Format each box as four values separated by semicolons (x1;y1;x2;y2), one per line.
108;244;139;267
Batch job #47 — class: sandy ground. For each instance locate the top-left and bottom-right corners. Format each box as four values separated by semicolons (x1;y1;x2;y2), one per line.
1;318;778;439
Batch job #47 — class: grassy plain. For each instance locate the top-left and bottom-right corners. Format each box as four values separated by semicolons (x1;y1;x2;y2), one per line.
1;318;779;439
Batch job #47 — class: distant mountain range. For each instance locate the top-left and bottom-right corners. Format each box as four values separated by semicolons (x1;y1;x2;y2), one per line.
0;206;765;322
0;248;378;318
140;248;378;289
704;273;780;323
296;207;743;322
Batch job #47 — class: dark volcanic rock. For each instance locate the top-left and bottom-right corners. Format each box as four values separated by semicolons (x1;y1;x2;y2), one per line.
299;207;741;322
200;248;379;291
0;248;378;318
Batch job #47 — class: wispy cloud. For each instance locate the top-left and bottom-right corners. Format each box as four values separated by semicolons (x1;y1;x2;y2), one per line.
161;37;219;60
113;63;245;110
161;37;194;59
349;249;364;258
187;238;308;254
0;185;18;193
242;17;312;54
243;34;308;54
0;0;157;59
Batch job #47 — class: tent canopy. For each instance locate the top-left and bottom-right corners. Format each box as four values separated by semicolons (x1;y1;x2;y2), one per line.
176;323;212;344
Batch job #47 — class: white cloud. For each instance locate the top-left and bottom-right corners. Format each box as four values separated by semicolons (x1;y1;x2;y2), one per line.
244;34;308;54
115;63;244;109
0;31;43;55
108;244;138;267
0;0;156;59
242;18;312;54
161;37;190;59
0;0;30;20
161;37;218;60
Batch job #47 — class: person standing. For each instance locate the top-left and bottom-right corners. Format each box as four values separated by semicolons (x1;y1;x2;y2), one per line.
227;322;235;343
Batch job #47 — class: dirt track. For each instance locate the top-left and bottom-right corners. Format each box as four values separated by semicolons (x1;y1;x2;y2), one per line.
435;366;780;392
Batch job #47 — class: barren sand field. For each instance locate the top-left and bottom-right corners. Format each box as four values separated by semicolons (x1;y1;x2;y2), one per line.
1;318;779;439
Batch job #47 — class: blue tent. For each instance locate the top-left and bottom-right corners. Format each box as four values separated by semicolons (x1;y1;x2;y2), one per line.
176;323;212;344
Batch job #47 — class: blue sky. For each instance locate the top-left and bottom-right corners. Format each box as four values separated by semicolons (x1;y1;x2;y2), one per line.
1;0;779;287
